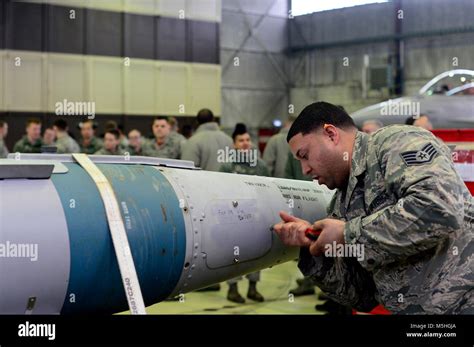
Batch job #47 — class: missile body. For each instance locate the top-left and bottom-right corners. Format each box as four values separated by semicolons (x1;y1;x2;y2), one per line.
0;154;334;314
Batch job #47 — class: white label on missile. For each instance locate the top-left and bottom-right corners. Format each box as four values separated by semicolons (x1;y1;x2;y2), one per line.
211;199;256;224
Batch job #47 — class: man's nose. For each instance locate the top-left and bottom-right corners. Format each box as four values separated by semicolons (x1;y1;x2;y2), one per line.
301;161;312;175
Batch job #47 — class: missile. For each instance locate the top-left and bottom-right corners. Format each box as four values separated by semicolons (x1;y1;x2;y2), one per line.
0;154;334;314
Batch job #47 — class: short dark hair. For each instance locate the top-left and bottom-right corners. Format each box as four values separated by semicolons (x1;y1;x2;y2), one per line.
405;116;416;125
287;102;356;142
26;118;41;127
196;108;214;125
105;129;120;140
0;120;6;128
105;120;118;131
53;119;68;131
154;116;169;123
232;123;248;141
79;120;97;129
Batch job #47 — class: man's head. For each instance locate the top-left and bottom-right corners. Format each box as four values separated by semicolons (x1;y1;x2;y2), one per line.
168;117;179;132
0;120;8;138
80;120;95;139
196;109;214;125
413;114;433;130
287;102;357;190
152;116;171;140
232;123;251;151
128;129;142;148
362;120;384;134
104;129;120;152
43;127;56;145
26;118;42;142
53;119;68;134
105;120;118;132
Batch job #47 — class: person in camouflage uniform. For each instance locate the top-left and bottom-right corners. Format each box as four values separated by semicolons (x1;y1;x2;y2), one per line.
219;123;269;304
94;129;125;156
13;118;43;153
79;120;103;154
126;129;148;156
53;119;80;154
143;117;183;159
0;120;9;158
273;101;473;314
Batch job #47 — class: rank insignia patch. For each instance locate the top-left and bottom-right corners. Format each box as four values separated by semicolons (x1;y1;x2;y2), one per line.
400;143;438;166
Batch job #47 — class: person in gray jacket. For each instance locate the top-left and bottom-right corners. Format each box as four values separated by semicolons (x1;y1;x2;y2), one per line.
53;119;80;154
0;120;9;158
263;116;295;178
182;109;233;171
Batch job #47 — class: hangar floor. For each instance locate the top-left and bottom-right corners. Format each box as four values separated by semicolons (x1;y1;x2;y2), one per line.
119;261;326;314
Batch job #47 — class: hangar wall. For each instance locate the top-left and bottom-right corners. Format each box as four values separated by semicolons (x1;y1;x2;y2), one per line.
220;0;290;132
288;0;474;115
0;0;221;147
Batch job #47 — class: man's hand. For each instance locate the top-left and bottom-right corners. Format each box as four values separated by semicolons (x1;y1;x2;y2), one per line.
309;218;346;256
273;211;312;248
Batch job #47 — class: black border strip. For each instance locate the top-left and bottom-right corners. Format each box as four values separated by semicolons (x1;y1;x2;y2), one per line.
0;314;472;345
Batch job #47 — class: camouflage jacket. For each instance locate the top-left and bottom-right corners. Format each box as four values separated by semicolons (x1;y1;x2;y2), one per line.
94;147;125;156
299;126;473;314
125;144;145;156
79;137;103;155
13;136;43;153
219;158;270;177
143;133;183;159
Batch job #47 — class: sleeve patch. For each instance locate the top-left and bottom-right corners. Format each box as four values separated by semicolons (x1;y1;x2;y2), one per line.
400;142;438;166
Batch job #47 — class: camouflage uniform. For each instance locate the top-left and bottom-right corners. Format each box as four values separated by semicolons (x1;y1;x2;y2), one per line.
94;147;125;156
79;137;103;155
143;134;183;159
12;136;43;153
0;138;9;158
125;145;145;156
55;134;80;154
219;159;270;177
171;131;187;144
299;125;473;314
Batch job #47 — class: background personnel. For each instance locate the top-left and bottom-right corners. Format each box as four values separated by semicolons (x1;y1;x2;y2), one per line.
53;119;80;154
95;129;124;155
182;109;233;171
79;120;103;154
0;121;9;158
13;118;43;153
219;123;269;303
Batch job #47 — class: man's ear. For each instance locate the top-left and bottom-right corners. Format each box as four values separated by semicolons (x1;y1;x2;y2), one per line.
323;124;339;144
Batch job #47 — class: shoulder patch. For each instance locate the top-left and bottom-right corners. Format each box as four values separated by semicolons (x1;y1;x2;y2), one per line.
400;142;438;166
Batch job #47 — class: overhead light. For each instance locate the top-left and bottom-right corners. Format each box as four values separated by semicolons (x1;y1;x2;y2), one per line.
460;77;466;82
273;119;282;127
